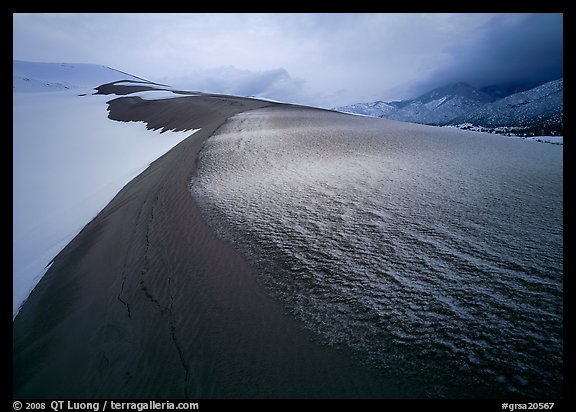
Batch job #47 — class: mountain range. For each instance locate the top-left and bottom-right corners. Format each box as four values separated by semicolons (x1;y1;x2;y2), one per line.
336;78;563;136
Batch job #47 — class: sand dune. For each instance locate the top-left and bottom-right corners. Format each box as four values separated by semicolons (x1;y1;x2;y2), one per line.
13;89;406;398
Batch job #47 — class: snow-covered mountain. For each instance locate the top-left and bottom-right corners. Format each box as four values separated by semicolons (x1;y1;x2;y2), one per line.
337;82;494;125
450;78;563;134
336;79;563;136
389;82;495;125
13;60;197;317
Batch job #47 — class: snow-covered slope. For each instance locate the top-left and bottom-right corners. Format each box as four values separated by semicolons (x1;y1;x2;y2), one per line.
13;60;152;92
13;60;198;317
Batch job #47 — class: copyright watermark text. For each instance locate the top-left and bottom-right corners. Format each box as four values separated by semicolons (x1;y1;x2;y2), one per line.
12;401;199;412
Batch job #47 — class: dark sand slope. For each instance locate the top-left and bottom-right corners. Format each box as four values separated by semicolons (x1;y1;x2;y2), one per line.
14;91;403;398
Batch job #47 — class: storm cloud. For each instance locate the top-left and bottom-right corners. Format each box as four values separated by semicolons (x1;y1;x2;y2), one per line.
13;13;563;107
411;13;563;96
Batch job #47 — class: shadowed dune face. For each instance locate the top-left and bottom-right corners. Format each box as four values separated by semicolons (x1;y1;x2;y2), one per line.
100;80;275;133
95;83;169;96
105;95;264;133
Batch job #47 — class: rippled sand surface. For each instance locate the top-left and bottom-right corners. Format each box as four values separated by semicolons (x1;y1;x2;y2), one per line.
192;106;563;398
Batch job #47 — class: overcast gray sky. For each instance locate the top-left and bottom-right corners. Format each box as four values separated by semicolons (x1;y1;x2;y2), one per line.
13;13;563;107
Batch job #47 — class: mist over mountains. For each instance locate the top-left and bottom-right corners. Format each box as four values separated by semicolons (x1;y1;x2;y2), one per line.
336;78;563;136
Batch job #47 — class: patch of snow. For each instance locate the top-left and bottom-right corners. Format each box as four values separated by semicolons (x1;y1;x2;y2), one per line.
334;110;379;118
427;96;447;109
524;136;563;145
128;90;199;100
244;95;287;104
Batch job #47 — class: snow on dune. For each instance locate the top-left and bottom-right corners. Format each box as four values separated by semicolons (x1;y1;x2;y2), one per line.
128;90;200;100
13;62;198;317
525;136;563;145
13;60;148;92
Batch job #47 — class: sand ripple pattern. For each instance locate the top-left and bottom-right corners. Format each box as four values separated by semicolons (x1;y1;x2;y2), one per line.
190;107;563;398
